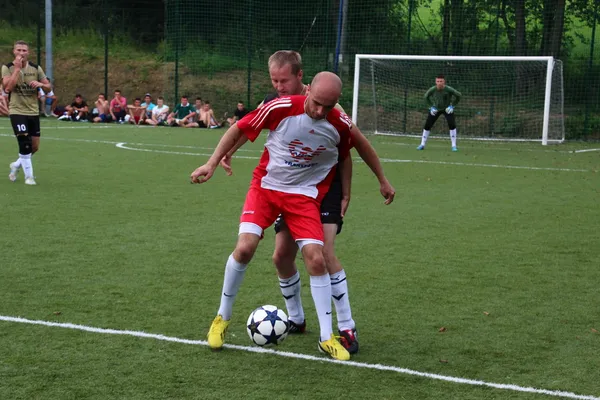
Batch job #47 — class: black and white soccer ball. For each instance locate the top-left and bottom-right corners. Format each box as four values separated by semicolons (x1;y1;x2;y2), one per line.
246;305;289;346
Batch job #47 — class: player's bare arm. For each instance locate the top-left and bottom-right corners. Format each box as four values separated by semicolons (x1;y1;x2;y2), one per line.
2;55;23;92
190;124;245;184
350;124;396;205
219;135;249;175
339;153;353;217
29;77;51;91
76;103;89;113
182;111;195;122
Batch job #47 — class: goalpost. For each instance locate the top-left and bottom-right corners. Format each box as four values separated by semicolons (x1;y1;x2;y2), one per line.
352;55;565;145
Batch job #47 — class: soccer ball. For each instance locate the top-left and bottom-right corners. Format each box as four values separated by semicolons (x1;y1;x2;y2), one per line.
246;305;289;346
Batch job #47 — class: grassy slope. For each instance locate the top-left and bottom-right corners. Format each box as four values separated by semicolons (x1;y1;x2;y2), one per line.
0;6;597;118
0;22;273;116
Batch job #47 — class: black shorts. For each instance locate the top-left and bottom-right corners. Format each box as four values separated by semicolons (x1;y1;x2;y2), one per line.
10;114;41;137
274;179;344;235
424;111;456;131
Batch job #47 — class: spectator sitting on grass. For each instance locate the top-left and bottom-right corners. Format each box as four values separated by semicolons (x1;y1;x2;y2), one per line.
225;100;249;126
38;79;57;117
198;101;221;128
194;97;203;111
144;96;169;126
93;93;111;123
60;94;89;121
183;97;205;128
141;93;155;119
110;89;127;123
166;95;195;127
127;97;146;125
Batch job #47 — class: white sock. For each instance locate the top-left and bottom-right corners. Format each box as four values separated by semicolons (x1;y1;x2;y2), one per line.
450;129;457;147
330;269;355;331
19;154;33;178
217;254;248;320
279;271;304;324
12;158;22;169
310;274;333;341
421;130;430;146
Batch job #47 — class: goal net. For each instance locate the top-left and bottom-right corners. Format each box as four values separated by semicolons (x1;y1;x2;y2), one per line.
351;55;565;144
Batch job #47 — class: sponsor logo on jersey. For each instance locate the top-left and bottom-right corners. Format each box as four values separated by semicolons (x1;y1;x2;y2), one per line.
288;139;326;162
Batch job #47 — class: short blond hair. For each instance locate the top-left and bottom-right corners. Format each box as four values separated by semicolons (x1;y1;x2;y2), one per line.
14;40;29;48
268;50;302;75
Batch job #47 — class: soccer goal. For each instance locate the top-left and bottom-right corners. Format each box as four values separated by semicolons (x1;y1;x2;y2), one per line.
352;55;565;145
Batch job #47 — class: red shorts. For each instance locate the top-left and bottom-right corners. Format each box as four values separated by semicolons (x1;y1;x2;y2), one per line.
134;115;141;123
240;184;323;243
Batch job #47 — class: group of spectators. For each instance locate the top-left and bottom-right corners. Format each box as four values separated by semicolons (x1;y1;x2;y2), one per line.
48;90;250;128
0;85;255;129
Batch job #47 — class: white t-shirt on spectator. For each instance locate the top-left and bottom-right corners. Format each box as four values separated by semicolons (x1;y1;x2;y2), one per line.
152;105;169;120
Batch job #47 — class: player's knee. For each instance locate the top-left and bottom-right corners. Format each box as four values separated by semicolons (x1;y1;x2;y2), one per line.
17;135;33;155
233;240;258;264
272;248;293;270
322;246;341;273
233;247;254;264
302;247;326;275
272;251;297;279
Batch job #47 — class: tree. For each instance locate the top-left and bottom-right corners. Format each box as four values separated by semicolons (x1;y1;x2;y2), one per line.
514;0;527;55
499;0;515;53
442;0;450;54
540;0;566;57
450;0;464;54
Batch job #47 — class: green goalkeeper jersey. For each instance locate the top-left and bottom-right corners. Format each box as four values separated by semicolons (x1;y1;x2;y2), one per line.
424;85;462;109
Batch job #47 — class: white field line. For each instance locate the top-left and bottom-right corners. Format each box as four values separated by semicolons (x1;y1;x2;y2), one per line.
116;142;591;172
379;141;595;154
0;133;592;172
0;315;597;400
0;133;260;153
115;142;259;159
377;158;591;172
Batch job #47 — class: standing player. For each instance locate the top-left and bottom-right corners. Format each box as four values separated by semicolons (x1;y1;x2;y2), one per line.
220;50;391;354
190;72;395;361
418;74;462;152
3;40;51;185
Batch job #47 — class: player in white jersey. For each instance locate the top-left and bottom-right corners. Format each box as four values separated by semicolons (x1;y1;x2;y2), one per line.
220;50;391;354
190;72;395;361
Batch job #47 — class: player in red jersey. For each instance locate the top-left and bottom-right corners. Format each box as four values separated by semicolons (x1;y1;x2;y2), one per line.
221;51;393;354
191;72;395;361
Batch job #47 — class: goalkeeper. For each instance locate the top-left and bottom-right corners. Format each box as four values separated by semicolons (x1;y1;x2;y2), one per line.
418;74;462;152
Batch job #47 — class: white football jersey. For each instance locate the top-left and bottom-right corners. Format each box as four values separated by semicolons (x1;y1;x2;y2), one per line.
237;96;353;199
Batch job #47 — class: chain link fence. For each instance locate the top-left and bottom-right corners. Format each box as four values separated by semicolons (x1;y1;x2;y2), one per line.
1;0;598;139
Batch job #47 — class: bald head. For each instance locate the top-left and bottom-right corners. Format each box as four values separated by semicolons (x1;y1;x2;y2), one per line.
305;71;343;120
310;71;342;98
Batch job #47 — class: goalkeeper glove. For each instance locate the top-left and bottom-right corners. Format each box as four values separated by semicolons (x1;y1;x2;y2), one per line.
429;107;438;116
445;105;454;114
